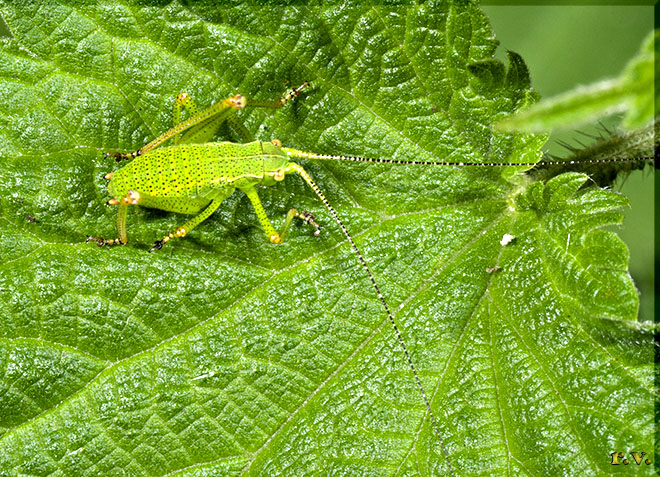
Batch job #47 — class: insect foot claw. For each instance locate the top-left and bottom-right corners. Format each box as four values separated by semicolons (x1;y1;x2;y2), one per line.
86;236;106;247
149;240;164;253
104;151;138;163
301;210;321;236
104;152;121;161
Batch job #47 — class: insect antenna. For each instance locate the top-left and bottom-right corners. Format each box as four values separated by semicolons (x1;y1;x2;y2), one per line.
283;148;655;168
286;162;455;475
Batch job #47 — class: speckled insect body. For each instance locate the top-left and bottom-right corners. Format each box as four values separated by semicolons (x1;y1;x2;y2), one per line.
88;84;321;251
108;141;288;209
110;142;289;227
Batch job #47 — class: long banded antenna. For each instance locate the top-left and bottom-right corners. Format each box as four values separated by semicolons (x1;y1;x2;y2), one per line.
283;148;655;168
286;161;455;475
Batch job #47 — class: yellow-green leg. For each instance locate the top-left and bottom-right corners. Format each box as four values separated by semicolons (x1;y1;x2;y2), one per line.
149;193;229;252
173;92;199;145
241;186;320;244
86;190;140;246
104;82;309;161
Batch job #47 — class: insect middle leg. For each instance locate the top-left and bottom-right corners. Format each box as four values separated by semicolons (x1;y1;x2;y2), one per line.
149;191;233;252
241;186;319;244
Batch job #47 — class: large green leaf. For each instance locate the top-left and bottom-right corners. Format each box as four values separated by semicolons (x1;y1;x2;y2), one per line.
0;2;653;475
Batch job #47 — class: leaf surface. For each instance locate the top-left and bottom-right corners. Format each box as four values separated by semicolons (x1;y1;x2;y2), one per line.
0;3;653;476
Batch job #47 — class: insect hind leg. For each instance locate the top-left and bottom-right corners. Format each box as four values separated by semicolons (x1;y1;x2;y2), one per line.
245;82;309;110
173;92;199;145
103;83;308;160
226;116;253;143
177;82;309;145
171;93;250;145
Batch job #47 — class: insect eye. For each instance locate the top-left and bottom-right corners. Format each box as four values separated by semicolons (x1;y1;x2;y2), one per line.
273;170;285;181
271;139;282;147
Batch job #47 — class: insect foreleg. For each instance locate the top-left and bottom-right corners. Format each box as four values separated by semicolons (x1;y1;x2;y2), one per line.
86;190;140;246
241;186;320;244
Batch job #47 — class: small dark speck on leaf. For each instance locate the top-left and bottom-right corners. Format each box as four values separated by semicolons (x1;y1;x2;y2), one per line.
26;215;37;223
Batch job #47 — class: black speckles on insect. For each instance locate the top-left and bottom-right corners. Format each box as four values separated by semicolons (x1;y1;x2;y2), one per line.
109;141;290;204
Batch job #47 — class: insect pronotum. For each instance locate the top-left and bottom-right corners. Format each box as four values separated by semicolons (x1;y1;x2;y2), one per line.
88;83;653;474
